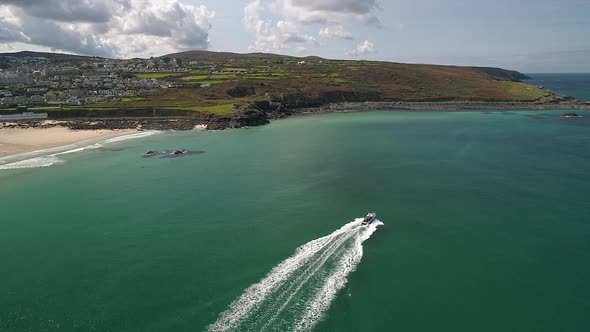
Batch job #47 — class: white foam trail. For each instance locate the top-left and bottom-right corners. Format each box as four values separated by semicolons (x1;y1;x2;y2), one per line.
208;221;358;332
257;229;359;331
207;218;382;332
294;220;382;332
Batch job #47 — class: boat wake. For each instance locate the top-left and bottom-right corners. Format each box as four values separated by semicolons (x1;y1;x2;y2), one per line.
207;218;383;332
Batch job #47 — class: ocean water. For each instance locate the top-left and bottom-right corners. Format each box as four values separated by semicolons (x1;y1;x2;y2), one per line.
1;109;589;331
526;73;590;102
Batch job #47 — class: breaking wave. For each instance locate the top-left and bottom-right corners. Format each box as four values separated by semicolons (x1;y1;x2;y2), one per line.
208;217;383;332
101;131;160;144
0;156;64;170
0;131;160;170
50;143;103;157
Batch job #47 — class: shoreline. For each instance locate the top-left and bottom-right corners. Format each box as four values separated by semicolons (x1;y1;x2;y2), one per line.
0;104;586;168
0;125;139;161
296;100;590;114
0;101;587;139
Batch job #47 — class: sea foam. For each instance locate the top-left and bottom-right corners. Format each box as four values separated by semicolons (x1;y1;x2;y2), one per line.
0;156;64;170
101;131;160;144
0;130;160;170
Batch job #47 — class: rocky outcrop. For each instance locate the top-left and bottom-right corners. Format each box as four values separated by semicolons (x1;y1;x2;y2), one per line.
206;117;231;130
563;113;581;118
534;93;576;104
301;100;590;113
228;108;269;128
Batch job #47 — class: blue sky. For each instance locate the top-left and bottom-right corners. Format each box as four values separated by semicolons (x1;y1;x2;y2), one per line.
1;0;588;72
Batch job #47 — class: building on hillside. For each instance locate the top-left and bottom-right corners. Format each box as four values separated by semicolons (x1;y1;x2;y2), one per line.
14;96;29;105
0;97;15;106
27;87;48;93
30;95;45;103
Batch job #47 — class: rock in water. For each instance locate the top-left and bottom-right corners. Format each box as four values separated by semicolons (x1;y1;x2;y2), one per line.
563;113;581;118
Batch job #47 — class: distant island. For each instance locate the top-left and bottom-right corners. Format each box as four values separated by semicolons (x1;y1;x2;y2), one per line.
0;50;588;130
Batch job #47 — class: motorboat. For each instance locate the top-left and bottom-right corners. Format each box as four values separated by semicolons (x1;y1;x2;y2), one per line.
362;213;377;225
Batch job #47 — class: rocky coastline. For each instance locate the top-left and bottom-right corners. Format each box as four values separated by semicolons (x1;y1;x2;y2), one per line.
1;96;588;132
301;99;590;114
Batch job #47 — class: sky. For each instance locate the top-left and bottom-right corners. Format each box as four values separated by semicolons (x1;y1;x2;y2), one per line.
0;0;588;72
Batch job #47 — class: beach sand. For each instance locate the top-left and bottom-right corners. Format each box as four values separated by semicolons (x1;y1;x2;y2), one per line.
0;127;137;159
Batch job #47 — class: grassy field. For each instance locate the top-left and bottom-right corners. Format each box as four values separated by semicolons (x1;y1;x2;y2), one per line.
77;88;252;115
122;97;146;102
132;59;552;109
134;72;184;79
184;104;236;115
182;75;210;81
502;82;550;100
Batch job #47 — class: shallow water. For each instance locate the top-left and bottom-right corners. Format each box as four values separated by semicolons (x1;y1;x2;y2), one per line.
1;110;589;331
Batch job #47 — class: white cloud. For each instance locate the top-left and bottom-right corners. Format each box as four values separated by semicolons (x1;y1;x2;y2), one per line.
346;40;377;56
318;25;353;40
0;5;118;57
0;0;214;58
0;7;27;43
281;0;380;25
1;0;129;23
243;0;381;54
244;0;316;53
112;0;214;57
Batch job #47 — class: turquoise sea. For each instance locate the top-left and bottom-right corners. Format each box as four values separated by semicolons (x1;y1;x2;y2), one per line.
1;77;590;331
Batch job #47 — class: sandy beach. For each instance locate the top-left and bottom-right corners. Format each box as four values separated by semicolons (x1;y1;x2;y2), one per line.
0;126;137;159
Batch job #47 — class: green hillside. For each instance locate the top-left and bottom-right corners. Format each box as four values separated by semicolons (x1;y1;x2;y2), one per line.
94;54;549;114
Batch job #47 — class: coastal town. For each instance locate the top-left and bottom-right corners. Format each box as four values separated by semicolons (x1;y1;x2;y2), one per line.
0;53;221;108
